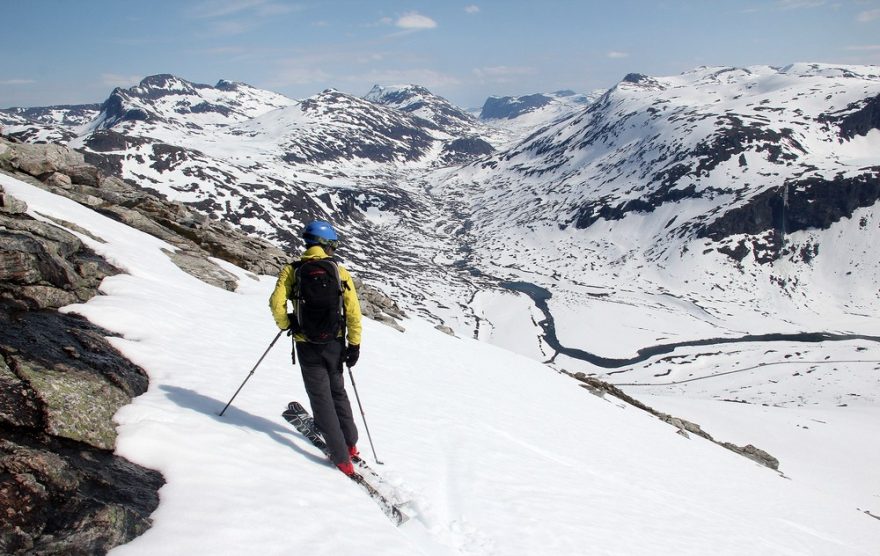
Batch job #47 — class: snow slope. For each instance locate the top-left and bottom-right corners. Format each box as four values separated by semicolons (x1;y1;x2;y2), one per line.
4;169;880;555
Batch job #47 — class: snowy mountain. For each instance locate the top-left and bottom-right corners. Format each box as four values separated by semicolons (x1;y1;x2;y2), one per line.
3;65;879;360
0;103;101;143
478;89;603;139
364;84;480;134
436;64;880;368
364;84;496;163
1;75;508;330
90;74;296;131
3;172;879;555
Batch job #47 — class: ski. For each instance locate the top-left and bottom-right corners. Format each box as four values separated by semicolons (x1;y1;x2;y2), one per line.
282;402;397;497
282;401;409;526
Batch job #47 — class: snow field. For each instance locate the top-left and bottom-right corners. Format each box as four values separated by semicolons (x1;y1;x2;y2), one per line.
6;173;880;554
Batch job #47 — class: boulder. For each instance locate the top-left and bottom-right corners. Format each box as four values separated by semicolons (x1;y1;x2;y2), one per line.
5;142;85;177
163;248;239;291
63;164;101;187
44;172;73;189
0;185;28;214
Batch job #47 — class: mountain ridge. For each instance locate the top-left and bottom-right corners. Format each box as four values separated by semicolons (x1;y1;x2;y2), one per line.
2;64;879;354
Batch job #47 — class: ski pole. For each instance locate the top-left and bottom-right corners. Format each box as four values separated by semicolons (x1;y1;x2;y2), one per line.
347;366;383;465
219;329;284;417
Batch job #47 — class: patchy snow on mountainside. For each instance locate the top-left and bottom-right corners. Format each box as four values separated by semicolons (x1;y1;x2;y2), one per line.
4;66;878;396
437;64;880;364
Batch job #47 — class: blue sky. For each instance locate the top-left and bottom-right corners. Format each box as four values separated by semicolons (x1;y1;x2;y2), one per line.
2;0;879;109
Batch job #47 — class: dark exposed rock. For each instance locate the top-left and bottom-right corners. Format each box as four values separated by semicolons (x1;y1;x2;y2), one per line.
622;73;649;84
699;170;880;262
0;211;117;309
783;172;880;232
97;91;152;129
0;429;163;556
575;183;703;229
480;94;553;120
83;129;152;153
820;93;880;140
619;73;664;90
440;137;495;165
0;179;160;553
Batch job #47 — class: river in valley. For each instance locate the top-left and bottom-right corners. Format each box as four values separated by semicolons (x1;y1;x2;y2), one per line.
500;280;880;370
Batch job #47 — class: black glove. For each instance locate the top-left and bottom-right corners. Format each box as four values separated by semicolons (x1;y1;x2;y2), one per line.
344;344;360;368
286;313;296;336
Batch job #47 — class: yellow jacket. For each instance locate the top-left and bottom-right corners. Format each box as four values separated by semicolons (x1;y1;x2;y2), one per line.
269;246;362;345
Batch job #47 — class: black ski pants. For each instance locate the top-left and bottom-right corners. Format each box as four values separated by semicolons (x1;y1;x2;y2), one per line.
295;340;358;465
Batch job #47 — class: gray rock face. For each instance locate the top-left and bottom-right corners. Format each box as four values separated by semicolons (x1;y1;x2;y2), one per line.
0;242;162;553
1;151;163;553
0;428;162;555
3;142;86;177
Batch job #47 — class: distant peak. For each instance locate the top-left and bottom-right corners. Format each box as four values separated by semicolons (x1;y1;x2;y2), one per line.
365;84;432;102
138;74;189;88
622;73;650;84
216;79;244;91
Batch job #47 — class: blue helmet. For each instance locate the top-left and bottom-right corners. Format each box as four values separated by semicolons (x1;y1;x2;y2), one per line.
303;220;339;249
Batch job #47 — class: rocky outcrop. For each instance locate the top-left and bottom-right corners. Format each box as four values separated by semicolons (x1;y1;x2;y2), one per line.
0;181;162;554
0;138;285;283
1;136;406;325
820;93;880;140
699;171;880;263
571;374;780;470
354;276;407;332
440;137;495;165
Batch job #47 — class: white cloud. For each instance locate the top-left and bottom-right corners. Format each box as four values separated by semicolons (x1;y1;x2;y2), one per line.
203;19;257;36
741;0;825;13
101;74;142;88
857;8;880;22
465;5;480;14
0;79;36;86
188;0;296;19
607;51;629;59
778;0;825;9
396;12;438;29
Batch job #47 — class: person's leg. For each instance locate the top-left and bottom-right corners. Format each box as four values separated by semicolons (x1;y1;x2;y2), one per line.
296;342;349;464
327;362;359;450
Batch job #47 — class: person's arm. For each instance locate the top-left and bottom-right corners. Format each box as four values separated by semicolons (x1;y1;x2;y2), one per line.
339;266;362;345
269;265;294;329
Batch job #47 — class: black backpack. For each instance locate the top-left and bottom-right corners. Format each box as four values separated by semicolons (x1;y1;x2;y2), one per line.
289;259;345;343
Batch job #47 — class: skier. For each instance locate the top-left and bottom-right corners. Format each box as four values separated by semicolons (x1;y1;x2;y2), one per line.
269;220;363;476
